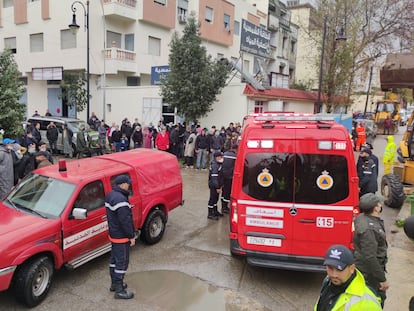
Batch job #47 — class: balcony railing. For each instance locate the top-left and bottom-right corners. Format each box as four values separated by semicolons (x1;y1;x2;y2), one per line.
105;47;136;61
102;0;136;7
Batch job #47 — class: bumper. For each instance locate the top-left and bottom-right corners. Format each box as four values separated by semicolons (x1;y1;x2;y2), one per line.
230;239;325;273
0;266;16;291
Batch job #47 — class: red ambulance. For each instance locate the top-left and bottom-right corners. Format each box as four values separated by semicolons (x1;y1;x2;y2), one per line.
229;113;359;272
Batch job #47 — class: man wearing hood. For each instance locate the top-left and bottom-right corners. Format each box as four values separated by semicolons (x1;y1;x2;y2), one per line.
383;135;396;175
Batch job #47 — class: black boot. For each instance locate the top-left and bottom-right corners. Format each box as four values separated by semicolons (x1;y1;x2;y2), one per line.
208;207;218;220
110;282;128;292
221;201;229;214
114;289;134;299
214;205;223;217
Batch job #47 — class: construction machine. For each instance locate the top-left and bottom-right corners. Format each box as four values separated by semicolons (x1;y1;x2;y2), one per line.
373;97;401;134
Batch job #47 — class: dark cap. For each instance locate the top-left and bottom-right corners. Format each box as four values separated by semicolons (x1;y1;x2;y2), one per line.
214;151;223;158
360;148;372;155
35;151;49;157
359;193;382;213
323;244;354;271
115;175;132;185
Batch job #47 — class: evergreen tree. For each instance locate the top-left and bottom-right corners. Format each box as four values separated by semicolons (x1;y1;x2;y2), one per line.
0;49;25;138
160;15;231;123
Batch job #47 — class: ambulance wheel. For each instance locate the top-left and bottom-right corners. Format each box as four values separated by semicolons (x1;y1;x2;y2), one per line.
404;216;414;240
13;256;54;308
141;208;167;245
381;174;405;208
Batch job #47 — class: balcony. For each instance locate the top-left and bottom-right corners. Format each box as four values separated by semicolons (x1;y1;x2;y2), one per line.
279;17;290;30
104;46;136;73
102;0;137;22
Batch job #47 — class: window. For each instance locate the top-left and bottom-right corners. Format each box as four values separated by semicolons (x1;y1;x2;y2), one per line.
254;101;264;113
127;76;140;86
177;0;188;17
125;34;134;51
74;180;105;212
4;37;16;53
224;14;230;30
282;36;287;49
3;0;13;8
234;20;240;36
242;153;349;204
30;33;44;52
291;40;296;53
154;0;166;5
148;36;161;56
106;31;121;48
205;7;213;23
61;29;76;49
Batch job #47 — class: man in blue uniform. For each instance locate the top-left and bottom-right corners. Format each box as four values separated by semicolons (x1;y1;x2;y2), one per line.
207;151;224;220
221;143;238;214
105;175;136;299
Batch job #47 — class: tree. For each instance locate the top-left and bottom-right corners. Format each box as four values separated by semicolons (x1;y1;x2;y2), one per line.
160;15;231;123
59;70;88;113
0;49;26;138
312;0;414;112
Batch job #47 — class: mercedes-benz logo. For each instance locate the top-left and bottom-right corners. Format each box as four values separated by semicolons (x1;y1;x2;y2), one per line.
289;207;298;216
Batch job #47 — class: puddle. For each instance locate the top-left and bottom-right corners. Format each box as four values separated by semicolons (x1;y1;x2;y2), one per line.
126;270;270;311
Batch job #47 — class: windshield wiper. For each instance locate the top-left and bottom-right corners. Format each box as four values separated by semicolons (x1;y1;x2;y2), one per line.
6;199;18;210
16;205;47;219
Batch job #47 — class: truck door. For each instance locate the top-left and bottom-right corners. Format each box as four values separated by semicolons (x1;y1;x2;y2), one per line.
63;180;108;261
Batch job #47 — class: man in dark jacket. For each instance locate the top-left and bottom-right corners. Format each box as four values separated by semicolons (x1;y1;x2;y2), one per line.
46;122;59;155
76;125;90;158
105;175;136;299
353;193;389;307
357;148;378;179
221;143;237;214
207;151;224;220
358;151;377;197
195;128;209;170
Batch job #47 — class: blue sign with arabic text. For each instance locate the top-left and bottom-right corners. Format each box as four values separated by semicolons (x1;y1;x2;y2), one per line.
240;19;271;58
151;65;170;85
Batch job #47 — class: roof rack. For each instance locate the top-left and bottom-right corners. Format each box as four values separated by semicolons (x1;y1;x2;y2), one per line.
249;113;335;122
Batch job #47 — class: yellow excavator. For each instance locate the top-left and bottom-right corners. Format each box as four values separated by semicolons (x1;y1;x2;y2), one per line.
379;52;414;238
373;96;401;135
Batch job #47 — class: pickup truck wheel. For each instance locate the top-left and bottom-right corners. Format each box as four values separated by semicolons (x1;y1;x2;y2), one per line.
141;208;167;245
13;256;54;308
381;174;405;208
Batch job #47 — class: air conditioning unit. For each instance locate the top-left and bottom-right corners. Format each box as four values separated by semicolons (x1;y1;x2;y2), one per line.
178;14;187;24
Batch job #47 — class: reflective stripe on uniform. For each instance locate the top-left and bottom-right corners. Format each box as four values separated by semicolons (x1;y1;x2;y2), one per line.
114;269;127;274
105;201;131;211
109;236;130;243
344;293;382;311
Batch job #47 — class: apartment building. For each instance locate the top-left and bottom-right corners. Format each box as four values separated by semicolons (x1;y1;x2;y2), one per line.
1;0;299;127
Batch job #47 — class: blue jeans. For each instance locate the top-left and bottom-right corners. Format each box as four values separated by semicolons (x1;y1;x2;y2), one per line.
196;148;207;169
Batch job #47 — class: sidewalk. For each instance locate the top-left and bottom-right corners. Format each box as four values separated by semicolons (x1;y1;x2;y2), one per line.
383;200;414;311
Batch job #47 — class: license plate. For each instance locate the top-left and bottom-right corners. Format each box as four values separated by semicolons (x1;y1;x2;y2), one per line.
247;236;282;247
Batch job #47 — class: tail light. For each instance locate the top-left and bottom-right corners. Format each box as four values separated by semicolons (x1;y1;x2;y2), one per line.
230;200;238;233
58;159;67;172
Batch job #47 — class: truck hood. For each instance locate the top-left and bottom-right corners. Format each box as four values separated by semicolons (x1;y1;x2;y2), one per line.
0;204;56;248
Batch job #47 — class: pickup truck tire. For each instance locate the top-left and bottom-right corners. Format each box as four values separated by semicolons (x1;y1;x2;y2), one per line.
13;256;54;308
381;174;405;208
141;208;167;245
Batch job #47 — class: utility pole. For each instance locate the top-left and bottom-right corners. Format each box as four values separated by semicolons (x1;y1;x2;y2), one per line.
363;66;373;117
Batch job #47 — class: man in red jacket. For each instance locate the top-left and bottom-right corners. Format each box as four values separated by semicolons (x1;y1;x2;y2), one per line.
155;126;170;151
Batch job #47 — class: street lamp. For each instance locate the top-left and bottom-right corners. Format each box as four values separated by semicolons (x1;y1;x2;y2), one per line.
68;0;90;121
316;17;347;113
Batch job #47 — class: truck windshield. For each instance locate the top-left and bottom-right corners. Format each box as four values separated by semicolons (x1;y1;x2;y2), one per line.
242;153;349;204
7;174;76;219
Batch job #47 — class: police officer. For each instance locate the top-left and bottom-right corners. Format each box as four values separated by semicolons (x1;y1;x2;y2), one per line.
358;150;377;197
105;175;136;299
353;193;389;307
207;151;224;220
221;143;238;214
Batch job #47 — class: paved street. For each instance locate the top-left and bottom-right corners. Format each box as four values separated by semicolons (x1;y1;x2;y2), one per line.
0;129;413;310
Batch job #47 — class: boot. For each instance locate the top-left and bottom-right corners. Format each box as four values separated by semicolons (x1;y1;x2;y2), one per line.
221;201;229;214
110;282;128;292
208;207;218;220
214;205;223;217
114;289;134;299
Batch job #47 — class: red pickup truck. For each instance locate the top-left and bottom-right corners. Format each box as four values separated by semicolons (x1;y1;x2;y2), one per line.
0;149;183;307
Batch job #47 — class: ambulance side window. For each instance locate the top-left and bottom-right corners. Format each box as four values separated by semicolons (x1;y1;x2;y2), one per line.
74;180;105;212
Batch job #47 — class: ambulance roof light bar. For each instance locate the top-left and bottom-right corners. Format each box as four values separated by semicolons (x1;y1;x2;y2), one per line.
250;113;335;122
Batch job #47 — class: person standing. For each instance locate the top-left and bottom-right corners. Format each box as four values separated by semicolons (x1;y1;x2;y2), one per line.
183;127;197;168
353;193;389;307
383;135;396;175
314;244;382;311
62;124;73;158
355;122;366;152
221;143;238;214
46;122;58;155
132;125;143;149
209;129;224;163
383;116;392;135
358;150;377;197
105;175;136;299
0;138;15;200
207;151;224;220
97;121;107;155
76;125;90;158
195;128;209;170
155;126;169;151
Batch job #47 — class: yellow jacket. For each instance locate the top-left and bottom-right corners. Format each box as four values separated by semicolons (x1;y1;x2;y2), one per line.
383;135;396;164
314;269;382;311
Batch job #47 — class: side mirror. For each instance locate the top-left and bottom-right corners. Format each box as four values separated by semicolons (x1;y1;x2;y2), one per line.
71;207;87;219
